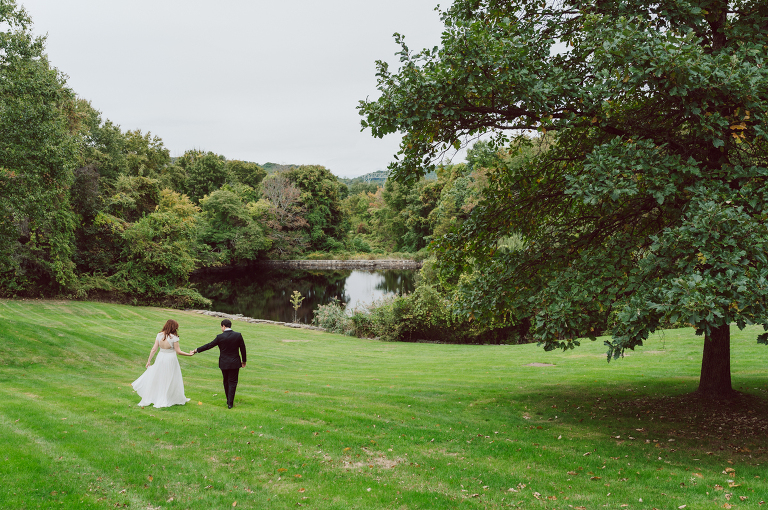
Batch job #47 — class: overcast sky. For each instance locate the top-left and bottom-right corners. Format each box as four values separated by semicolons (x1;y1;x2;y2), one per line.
21;0;446;178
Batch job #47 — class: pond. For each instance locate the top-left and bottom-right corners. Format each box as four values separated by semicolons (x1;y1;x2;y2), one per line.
190;267;417;323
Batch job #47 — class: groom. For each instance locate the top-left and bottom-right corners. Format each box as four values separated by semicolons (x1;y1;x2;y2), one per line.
192;319;247;409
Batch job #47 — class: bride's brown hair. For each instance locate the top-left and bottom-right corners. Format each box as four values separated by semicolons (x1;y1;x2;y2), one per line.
160;319;179;341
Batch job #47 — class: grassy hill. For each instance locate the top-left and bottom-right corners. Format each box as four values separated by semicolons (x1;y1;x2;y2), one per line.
0;300;766;509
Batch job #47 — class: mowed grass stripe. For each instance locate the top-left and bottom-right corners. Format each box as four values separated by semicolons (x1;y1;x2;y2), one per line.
1;300;767;509
0;409;154;508
1;380;272;507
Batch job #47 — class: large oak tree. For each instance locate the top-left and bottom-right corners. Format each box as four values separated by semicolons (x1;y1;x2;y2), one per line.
360;0;768;398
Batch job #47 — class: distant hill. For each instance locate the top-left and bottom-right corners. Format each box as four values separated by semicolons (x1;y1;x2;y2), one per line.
170;158;436;184
357;170;389;184
338;170;389;188
341;168;439;185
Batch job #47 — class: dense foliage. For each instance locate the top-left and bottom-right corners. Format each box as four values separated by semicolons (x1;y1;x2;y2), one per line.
0;1;78;295
313;281;529;345
360;0;768;395
0;0;455;310
329;146;527;345
0;0;514;342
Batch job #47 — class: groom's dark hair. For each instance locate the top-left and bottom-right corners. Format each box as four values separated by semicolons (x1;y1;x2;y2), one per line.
221;319;232;328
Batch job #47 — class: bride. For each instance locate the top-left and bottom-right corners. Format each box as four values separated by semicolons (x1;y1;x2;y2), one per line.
132;319;194;408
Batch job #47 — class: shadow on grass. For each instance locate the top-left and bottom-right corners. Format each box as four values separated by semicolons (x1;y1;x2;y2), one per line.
520;381;768;463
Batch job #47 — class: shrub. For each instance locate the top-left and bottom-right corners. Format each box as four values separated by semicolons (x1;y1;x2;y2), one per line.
323;237;346;252
344;283;532;344
351;237;372;253
348;307;375;336
343;287;448;342
312;298;352;335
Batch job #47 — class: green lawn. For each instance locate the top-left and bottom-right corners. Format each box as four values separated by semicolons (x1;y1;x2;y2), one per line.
0;300;766;509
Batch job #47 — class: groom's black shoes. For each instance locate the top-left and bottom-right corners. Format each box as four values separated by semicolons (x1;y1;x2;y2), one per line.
227;404;233;409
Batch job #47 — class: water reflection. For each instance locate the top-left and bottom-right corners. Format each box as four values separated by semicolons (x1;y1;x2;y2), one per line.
343;270;416;311
191;267;416;323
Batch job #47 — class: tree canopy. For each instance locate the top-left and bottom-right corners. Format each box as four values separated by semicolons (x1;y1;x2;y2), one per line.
360;0;768;397
1;0;442;308
0;0;79;292
286;165;348;252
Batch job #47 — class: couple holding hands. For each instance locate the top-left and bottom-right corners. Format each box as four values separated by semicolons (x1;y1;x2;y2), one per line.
131;319;246;409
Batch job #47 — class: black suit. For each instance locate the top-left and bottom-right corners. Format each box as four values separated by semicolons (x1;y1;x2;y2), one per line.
196;329;247;408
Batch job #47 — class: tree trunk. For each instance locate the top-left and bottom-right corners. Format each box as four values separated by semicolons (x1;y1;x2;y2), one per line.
697;323;735;398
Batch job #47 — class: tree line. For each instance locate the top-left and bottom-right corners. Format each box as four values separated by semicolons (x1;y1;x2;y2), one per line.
0;0;465;308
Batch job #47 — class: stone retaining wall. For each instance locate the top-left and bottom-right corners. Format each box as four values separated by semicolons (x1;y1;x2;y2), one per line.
189;309;326;332
256;259;422;269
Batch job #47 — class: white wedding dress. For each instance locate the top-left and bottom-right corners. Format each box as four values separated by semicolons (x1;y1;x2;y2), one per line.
132;333;190;408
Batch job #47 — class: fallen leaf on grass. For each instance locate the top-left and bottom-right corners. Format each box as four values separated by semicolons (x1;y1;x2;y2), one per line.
198;402;202;405
298;488;306;493
232;502;237;507
693;473;703;478
567;471;578;475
